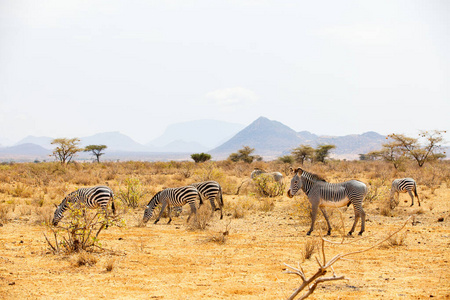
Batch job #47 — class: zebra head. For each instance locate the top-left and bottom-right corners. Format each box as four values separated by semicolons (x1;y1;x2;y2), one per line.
287;167;304;198
52;203;63;226
142;192;161;223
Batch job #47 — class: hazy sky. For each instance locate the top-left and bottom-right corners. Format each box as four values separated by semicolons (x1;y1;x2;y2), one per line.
0;0;449;145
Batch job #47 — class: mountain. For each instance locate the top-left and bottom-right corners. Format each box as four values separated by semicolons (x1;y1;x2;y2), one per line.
210;117;304;158
147;119;245;150
15;136;54;149
0;143;51;161
80;132;148;152
210;117;385;160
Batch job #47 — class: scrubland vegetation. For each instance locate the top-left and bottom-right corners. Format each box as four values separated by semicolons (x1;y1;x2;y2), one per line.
0;159;449;299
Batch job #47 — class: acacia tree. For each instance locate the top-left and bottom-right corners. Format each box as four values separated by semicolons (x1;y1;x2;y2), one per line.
291;145;315;165
228;146;261;163
368;141;407;170
388;130;446;167
314;144;336;163
84;145;108;163
51;138;83;164
191;152;212;163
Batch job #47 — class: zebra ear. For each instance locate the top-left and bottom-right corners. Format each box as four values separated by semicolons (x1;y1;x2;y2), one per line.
294;167;303;174
53;204;58;208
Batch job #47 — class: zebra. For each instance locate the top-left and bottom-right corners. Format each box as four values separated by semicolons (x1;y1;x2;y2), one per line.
142;185;202;224
191;181;224;219
287;167;368;236
251;168;283;185
390;178;420;208
52;185;115;226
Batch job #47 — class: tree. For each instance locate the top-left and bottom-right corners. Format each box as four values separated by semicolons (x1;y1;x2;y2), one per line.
191;153;212;163
314;144;336;163
388;130;446;167
51;138;83;165
228;146;261;163
84;145;107;163
278;155;295;164
367;142;407;170
291;145;315;165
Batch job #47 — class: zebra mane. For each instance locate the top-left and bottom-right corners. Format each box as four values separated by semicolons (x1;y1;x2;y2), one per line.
302;170;327;182
148;191;163;206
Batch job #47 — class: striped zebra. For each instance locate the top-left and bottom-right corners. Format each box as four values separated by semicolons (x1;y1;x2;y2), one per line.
191;181;224;219
143;185;202;224
251;168;283;185
287;167;368;236
52;186;115;226
390;178;420;208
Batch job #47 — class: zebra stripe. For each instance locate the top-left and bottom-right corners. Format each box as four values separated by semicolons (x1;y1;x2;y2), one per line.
143;185;202;224
190;181;224;219
287;167;368;236
52;185;115;226
390;178;420;208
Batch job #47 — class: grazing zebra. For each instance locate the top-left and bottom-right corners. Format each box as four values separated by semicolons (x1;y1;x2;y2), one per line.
251;168;283;185
52;186;115;226
143;186;202;224
390;178;420;208
191;181;224;219
287;167;368;236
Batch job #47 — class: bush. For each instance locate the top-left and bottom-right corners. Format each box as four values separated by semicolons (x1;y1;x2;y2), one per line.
117;177;147;208
44;203;124;254
191;153;212;163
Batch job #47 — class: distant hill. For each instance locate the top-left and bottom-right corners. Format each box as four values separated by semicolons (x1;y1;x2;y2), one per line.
210;117;303;158
0;117;388;162
147;119;245;150
0;143;51;161
80;132;148;152
210;116;385;160
15;136;54;149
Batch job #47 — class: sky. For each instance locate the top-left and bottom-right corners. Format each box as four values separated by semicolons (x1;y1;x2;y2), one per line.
0;0;449;145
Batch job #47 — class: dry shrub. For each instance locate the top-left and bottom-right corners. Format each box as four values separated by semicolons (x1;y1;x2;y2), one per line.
259;198;275;212
0;204;10;224
16;205;32;216
105;257;116;272
253;174;284;197
187;204;211;231
226;196;256;219
380;231;408;248
75;251;98;267
117;177;147;208
302;239;318;261
291;195;312;226
11;183;33;198
35;206;53;225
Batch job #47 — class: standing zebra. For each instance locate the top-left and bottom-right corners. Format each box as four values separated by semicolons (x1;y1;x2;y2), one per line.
251;168;283;185
52;185;115;226
390;178;420;208
143;186;202;224
287;167;368;236
191;181;224;219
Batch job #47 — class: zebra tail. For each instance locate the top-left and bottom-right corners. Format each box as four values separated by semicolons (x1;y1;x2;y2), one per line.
414;183;419;198
198;191;203;206
219;185;224;208
111;199;116;214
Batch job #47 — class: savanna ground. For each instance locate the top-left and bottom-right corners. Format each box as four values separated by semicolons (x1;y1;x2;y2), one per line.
0;160;449;299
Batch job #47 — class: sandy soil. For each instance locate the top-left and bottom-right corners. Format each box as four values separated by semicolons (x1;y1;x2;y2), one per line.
1;189;449;299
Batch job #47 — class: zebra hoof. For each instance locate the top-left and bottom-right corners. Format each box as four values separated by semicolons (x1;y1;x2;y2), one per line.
358;231;363;236
306;231;312;236
154;220;159;224
327;230;331;236
347;232;353;236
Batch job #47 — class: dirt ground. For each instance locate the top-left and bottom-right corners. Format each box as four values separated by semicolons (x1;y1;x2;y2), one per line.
1;188;449;299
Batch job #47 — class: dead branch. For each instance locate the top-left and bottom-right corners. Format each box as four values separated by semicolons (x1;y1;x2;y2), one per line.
284;216;411;299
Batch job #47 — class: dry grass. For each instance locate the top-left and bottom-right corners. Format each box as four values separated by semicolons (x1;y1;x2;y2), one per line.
0;160;449;299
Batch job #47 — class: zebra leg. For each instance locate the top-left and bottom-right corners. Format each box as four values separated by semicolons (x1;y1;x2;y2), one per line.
358;208;366;235
209;198;216;217
407;190;415;206
167;206;172;224
348;206;360;236
320;207;332;235
155;201;168;224
186;203;197;223
307;202;319;235
414;187;421;206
